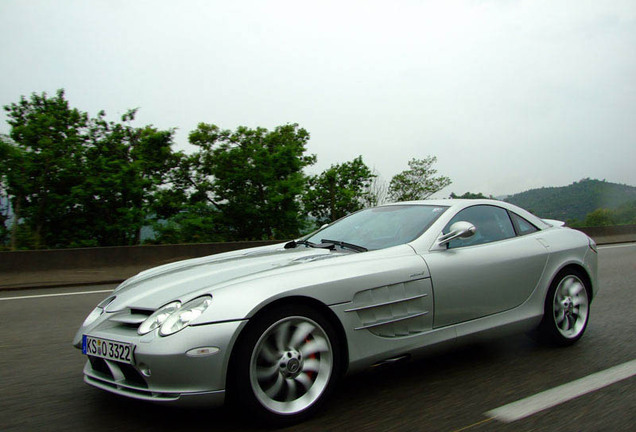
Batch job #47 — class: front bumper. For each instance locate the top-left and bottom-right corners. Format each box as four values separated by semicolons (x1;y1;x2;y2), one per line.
77;319;247;406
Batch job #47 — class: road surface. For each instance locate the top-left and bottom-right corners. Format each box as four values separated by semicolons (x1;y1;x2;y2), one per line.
1;244;634;431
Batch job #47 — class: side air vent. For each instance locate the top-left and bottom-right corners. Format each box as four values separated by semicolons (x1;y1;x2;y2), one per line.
346;279;433;338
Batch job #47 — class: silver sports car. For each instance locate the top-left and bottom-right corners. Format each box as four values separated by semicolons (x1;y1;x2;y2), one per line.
73;199;598;424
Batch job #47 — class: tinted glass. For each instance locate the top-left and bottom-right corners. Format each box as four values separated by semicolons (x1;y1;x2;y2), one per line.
306;205;448;250
444;205;515;248
511;212;539;236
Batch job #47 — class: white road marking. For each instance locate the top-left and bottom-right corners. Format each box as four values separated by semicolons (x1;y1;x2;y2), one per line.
0;289;113;301
486;359;636;423
598;243;636;249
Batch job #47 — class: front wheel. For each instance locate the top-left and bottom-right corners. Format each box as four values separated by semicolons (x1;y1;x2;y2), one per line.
537;269;591;346
230;304;341;425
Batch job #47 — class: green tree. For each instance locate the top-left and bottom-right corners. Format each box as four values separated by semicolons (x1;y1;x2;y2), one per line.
583;208;616;227
78;110;181;246
2;90;89;248
165;123;315;241
450;191;491;199
614;200;636;224
149;202;225;244
2;90;179;249
302;156;375;226
388;156;451;202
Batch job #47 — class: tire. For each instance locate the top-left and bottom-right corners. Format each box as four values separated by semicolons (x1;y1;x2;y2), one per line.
229;304;342;426
537;268;591;346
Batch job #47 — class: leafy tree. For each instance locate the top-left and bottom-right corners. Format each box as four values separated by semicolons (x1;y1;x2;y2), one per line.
614;200;636;224
388;156;452;202
450;192;491;199
2;90;89;249
578;200;636;227
77;110;181;246
163;123;315;241
148;202;229;244
583;208;616;227
2;90;179;249
302;156;375;226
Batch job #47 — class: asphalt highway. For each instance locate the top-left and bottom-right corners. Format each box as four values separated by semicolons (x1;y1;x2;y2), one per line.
1;244;634;431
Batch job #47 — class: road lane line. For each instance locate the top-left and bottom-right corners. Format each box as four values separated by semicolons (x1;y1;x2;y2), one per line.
0;289;113;301
451;418;493;432
598;243;636;249
486;359;636;423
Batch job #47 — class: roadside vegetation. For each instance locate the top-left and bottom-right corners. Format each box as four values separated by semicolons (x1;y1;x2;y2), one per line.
2;91;633;250
0;90;451;250
503;179;636;227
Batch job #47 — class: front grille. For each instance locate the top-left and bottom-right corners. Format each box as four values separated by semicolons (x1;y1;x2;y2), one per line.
88;356;111;376
87;356;148;389
120;363;147;387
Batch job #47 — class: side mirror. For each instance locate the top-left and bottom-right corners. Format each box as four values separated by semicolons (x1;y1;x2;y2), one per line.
438;221;476;246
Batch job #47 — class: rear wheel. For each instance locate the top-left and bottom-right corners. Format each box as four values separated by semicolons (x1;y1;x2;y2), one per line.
538;269;591;346
230;304;341;425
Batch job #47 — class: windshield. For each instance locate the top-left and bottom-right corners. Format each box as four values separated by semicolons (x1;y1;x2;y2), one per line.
305;205;448;251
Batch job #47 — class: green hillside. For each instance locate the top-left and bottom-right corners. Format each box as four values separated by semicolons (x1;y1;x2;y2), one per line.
504;179;636;222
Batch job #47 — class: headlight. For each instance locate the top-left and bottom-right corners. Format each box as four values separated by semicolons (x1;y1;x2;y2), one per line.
160;296;212;336
138;301;181;335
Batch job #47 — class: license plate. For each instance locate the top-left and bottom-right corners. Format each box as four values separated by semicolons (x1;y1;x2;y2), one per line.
82;335;134;364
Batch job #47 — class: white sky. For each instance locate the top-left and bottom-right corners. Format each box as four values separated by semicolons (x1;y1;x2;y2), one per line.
1;0;635;197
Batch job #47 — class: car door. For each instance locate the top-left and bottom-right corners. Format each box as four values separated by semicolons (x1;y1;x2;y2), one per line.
423;205;548;328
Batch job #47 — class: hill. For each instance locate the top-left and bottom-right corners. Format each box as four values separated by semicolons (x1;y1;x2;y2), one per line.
504;179;636;222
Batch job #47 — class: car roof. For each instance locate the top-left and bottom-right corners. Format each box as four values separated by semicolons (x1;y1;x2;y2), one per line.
382;199;551;229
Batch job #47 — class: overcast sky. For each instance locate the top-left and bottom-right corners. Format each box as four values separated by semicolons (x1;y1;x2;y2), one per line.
1;0;635;197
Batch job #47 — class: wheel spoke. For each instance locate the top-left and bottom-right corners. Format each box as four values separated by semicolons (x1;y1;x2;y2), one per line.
300;336;329;357
568;281;583;297
572;297;584;307
259;343;280;364
289;322;315;349
256;364;279;381
562;277;574;292
295;372;313;391
274;321;291;352
555;309;566;325
285;378;297;401
265;373;284;398
302;358;321;373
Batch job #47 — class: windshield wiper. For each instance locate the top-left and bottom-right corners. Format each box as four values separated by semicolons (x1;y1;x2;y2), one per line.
284;239;335;250
320;239;368;252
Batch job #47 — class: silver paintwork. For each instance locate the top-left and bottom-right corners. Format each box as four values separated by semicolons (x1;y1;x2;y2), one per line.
73;199;598;407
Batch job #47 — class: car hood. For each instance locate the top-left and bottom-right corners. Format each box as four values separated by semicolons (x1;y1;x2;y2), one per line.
105;244;343;311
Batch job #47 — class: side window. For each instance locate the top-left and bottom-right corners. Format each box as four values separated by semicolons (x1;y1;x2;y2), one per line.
510;212;539;236
444;205;515;249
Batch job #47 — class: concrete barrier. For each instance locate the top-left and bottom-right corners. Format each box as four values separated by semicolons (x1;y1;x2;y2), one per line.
0;225;634;290
0;240;280;290
0;240;280;273
575;225;636;245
